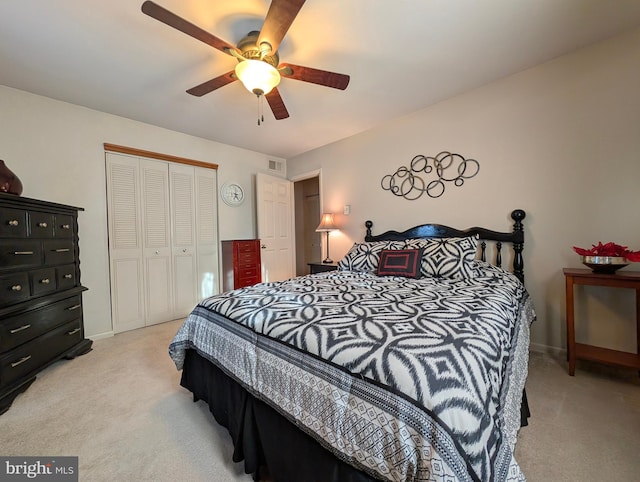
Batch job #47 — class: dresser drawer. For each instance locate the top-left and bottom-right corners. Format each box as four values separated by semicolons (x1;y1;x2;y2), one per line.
0;319;83;387
30;267;57;296
0;241;42;271
0;273;30;306
236;241;259;254
0;208;28;238
0;295;82;352
237;251;258;266
237;266;259;280
28;211;54;238
54;214;75;238
56;264;77;290
43;240;75;265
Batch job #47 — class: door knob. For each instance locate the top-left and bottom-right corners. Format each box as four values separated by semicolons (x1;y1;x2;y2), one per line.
261;244;266;249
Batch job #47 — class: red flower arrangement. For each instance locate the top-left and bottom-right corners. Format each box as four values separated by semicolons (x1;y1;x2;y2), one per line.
573;242;640;262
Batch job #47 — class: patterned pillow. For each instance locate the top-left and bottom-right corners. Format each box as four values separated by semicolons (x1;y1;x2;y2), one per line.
337;241;404;273
376;249;423;278
403;235;479;279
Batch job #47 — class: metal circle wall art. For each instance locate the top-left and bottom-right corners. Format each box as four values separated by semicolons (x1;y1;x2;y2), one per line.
381;151;480;200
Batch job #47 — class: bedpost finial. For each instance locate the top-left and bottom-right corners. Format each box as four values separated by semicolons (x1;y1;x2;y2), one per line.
511;209;526;222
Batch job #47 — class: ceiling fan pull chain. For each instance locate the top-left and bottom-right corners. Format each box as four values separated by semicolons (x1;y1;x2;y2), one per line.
257;94;265;126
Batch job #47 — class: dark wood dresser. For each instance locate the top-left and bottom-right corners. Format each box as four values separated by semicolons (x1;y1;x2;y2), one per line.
221;239;262;291
0;193;92;414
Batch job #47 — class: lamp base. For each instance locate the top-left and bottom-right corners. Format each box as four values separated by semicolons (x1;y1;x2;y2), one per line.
322;258;334;264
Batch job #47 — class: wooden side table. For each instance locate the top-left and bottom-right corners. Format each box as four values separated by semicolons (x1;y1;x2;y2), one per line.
564;268;640;375
308;262;338;274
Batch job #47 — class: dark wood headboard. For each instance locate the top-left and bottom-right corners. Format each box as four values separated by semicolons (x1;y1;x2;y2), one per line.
364;209;526;284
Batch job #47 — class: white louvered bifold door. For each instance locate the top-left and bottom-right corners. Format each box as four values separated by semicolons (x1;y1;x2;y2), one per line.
195;167;219;300
169;163;198;318
106;153;145;333
140;159;174;325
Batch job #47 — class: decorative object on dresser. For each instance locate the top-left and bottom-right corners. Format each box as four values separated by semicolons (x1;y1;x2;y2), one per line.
308;261;338;274
0;192;92;415
221;240;261;291
315;212;338;264
0;160;23;196
573;242;640;274
381;151;480;200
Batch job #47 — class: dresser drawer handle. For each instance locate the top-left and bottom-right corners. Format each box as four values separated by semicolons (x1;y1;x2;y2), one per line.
67;328;81;335
61;224;71;229
38;222;48;228
8;219;19;226
11;355;32;368
64;274;73;279
67;304;81;311
40;278;51;284
11;284;22;291
54;248;71;253
14;251;34;255
10;324;31;334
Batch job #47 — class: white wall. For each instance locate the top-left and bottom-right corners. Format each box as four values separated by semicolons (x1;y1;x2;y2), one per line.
0;85;284;339
288;27;640;353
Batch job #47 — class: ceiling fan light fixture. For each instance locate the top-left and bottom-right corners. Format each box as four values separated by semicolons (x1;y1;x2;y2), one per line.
235;59;281;96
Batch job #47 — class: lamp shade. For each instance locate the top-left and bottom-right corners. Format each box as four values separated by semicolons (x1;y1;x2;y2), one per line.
235;59;281;96
316;213;337;232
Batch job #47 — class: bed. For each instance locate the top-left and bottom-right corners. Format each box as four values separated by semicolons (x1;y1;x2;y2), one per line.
169;209;534;482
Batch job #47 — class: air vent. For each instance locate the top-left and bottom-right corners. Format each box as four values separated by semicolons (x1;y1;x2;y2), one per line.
268;160;283;172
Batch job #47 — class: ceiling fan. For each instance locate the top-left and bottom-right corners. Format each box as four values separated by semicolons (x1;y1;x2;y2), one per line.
141;0;350;121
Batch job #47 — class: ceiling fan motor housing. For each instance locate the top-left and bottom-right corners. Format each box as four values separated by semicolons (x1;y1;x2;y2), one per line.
237;31;279;67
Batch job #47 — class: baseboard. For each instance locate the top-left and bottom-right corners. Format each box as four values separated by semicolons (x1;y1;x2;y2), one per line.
89;331;114;341
530;342;566;356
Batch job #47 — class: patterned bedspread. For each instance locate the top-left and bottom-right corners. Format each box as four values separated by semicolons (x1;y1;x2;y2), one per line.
169;263;534;482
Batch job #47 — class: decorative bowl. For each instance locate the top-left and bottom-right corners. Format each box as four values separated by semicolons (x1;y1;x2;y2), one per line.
581;256;629;274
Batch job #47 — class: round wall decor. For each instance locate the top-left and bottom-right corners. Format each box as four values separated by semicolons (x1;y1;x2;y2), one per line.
220;182;245;206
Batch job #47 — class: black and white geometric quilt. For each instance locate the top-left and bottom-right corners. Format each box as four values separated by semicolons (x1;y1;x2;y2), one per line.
169;262;534;482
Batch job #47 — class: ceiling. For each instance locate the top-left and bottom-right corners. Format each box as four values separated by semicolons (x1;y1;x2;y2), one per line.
1;1;640;160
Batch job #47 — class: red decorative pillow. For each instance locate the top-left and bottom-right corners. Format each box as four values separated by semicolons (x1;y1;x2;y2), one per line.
376;249;423;278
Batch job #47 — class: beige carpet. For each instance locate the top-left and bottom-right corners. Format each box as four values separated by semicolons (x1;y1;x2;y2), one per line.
0;319;638;481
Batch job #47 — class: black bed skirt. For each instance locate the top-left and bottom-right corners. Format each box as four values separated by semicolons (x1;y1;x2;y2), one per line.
181;349;379;482
180;349;531;482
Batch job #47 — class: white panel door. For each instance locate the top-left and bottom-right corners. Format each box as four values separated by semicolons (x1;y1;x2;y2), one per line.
256;173;294;283
140;159;173;325
170;163;198;318
195;167;219;300
106;153;145;333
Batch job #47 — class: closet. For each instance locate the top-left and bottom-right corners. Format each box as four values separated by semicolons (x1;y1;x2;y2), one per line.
105;148;219;333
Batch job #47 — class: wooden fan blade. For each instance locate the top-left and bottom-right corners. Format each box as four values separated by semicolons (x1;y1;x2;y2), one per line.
265;89;290;120
187;71;237;97
141;1;239;56
279;63;350;90
258;0;306;54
